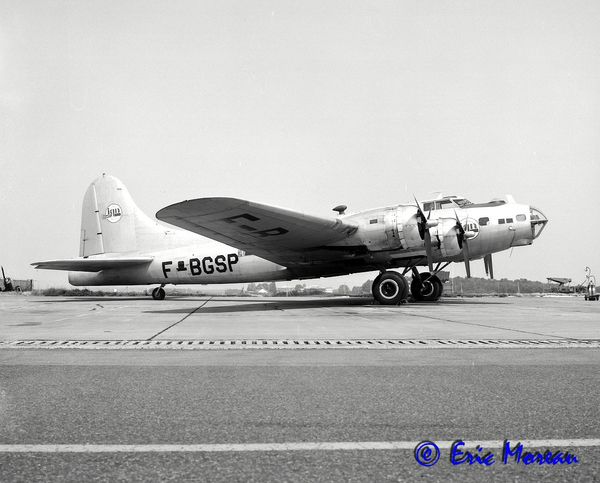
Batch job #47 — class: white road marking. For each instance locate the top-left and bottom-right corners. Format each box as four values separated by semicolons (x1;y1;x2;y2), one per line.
0;439;599;453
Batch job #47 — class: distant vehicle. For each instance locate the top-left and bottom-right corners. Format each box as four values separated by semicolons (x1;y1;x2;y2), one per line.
1;266;21;293
32;174;548;304
547;277;573;294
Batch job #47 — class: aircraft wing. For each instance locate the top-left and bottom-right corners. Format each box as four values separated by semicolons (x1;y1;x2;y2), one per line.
31;257;153;272
156;198;358;265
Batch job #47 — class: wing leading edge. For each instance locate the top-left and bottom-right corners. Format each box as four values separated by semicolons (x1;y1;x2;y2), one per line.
156;198;358;266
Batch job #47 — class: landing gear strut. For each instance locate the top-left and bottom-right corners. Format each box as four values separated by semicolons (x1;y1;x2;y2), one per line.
151;285;166;300
372;271;409;305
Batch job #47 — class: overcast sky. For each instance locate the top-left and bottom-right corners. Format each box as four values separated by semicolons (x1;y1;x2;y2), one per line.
1;0;599;289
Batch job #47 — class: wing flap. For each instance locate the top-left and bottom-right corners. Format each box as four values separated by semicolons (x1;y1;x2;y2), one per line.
156;198;357;265
32;257;153;272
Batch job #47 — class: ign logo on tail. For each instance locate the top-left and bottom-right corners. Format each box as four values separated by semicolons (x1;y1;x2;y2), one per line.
104;203;122;223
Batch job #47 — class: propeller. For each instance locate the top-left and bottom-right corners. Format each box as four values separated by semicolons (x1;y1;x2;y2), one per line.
484;254;494;279
414;197;435;272
454;211;472;278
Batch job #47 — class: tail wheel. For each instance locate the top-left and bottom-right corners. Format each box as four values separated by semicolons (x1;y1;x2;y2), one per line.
411;272;443;302
152;287;166;300
372;272;409;305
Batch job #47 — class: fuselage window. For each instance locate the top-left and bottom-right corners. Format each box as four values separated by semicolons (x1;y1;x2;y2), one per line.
479;217;489;226
423;202;433;212
370;219;378;224
506;218;513;223
516;214;526;221
498;219;505;224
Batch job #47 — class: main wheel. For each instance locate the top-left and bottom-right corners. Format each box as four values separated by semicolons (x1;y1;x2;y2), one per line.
152;287;166;300
411;272;443;302
372;272;409;305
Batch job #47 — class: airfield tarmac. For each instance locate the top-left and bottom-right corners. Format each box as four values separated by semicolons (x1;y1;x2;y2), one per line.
0;294;599;481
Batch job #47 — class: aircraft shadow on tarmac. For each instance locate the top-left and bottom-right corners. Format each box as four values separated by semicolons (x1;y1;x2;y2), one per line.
141;297;507;315
32;297;153;303
30;297;508;313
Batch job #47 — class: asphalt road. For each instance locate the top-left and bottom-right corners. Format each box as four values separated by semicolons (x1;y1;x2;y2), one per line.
1;348;599;482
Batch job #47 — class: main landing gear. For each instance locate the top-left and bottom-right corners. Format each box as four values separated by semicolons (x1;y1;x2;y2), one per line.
410;271;443;302
371;270;443;305
371;272;409;305
151;285;166;300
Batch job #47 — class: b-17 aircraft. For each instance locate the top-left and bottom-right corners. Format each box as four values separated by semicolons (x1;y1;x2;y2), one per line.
33;174;548;304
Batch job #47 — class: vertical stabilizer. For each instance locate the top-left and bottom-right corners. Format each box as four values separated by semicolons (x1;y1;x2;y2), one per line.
80;174;138;256
79;173;201;257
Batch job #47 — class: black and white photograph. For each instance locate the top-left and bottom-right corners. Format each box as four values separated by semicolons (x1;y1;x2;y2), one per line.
1;1;599;481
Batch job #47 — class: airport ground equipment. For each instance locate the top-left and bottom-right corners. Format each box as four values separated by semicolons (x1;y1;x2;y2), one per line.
0;267;33;293
1;266;19;292
582;267;598;301
546;277;573;294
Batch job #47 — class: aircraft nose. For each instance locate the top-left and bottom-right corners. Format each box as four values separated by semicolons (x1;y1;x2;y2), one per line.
530;206;548;239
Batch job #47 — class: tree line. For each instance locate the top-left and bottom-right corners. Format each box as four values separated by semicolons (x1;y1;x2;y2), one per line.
248;277;569;297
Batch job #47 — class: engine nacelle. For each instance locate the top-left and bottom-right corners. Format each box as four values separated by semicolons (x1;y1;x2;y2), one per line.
431;218;463;259
399;213;463;259
346;207;404;251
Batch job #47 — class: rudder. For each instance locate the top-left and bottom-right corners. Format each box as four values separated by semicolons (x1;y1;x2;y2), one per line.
79;173;200;257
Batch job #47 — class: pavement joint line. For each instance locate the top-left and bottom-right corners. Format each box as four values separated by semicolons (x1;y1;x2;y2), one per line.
1;339;599;350
147;297;213;341
0;439;599;453
399;310;574;340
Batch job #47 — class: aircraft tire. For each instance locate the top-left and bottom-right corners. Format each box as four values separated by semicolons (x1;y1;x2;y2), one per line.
411;272;442;302
372;271;409;305
152;287;166;300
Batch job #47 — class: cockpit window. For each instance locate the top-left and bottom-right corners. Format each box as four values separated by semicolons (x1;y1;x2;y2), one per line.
453;198;472;207
422;198;472;212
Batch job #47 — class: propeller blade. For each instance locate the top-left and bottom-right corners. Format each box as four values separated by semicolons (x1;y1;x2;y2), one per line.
413;195;423;213
424;231;434;272
484;254;494;279
415;196;435;271
413;196;426;240
453;210;472;277
454;211;464;249
463;240;471;278
453;210;464;232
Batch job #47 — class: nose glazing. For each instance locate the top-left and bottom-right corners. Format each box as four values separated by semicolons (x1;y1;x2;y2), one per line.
529;207;548;239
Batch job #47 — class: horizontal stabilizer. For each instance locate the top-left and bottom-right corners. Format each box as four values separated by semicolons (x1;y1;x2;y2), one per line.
31;257;153;272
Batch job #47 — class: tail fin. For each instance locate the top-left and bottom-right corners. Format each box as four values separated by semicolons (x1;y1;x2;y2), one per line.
79;174;195;256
